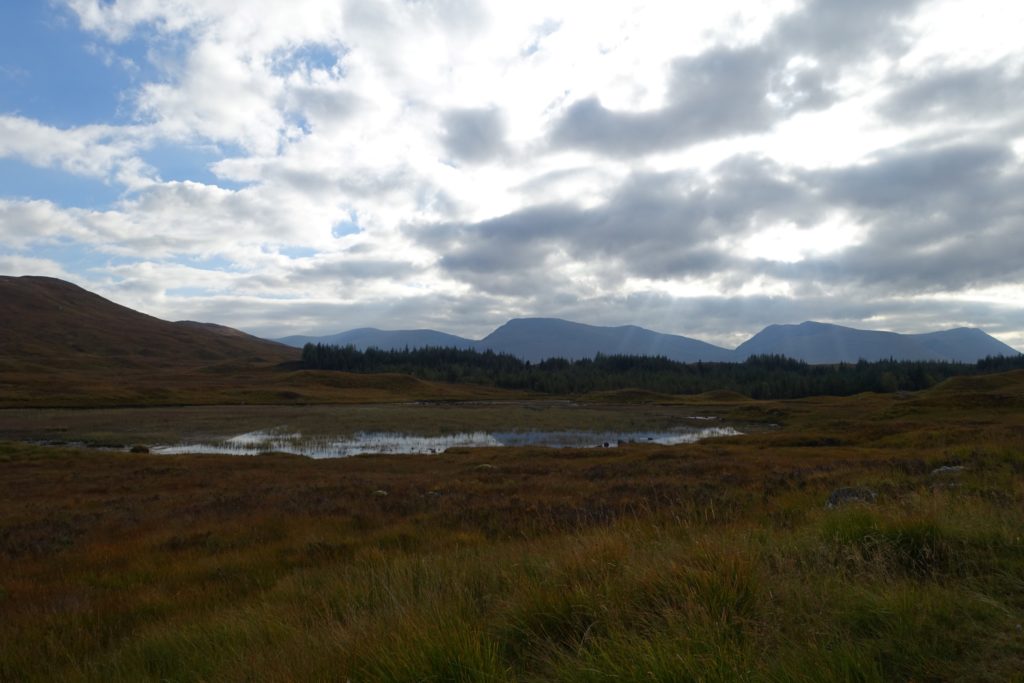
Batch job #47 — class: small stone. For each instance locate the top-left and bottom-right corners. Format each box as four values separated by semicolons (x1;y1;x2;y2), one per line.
825;486;877;509
475;463;495;470
372;489;388;497
930;465;965;475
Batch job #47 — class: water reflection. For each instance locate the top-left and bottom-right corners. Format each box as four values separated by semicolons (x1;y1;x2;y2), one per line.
151;426;742;459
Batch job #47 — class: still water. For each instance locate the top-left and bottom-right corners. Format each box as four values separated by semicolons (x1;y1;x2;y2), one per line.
151;426;742;458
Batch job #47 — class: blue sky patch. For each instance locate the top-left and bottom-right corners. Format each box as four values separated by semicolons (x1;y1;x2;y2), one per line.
0;158;123;208
279;245;318;259
331;212;361;238
272;42;346;77
0;3;141;126
28;241;139;278
140;142;250;189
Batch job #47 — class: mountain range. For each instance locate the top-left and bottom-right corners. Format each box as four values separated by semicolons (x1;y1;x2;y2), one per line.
0;276;1017;368
280;318;1020;364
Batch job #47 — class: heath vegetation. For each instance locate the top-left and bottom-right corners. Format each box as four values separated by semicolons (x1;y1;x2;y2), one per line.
1;371;1022;681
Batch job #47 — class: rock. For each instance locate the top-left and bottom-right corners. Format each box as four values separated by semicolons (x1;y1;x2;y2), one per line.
371;489;388;497
825;486;877;509
129;445;149;453
931;465;965;475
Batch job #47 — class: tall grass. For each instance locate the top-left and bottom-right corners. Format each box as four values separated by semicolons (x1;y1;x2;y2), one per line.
2;374;1023;680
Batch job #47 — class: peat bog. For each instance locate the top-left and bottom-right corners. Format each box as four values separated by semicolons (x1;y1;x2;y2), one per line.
1;372;1023;680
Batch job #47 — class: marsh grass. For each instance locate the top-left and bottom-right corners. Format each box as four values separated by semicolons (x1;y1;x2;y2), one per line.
0;401;736;449
1;374;1023;681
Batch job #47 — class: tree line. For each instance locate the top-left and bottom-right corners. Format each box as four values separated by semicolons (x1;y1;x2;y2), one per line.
300;343;1024;399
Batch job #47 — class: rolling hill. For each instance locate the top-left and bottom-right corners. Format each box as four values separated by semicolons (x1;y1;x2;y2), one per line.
0;275;296;370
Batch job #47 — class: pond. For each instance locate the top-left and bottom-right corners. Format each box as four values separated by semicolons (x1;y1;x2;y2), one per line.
150;425;743;458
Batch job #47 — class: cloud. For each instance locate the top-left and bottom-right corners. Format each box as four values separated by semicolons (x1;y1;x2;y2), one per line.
0;254;75;280
879;61;1024;124
771;0;924;66
440;107;506;163
0;0;1016;349
413;156;825;294
550;46;831;157
0;116;153;187
548;0;925;157
0;199;95;247
762;140;1024;295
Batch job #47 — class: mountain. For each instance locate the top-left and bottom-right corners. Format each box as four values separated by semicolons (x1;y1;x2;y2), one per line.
283;317;1019;365
735;321;1019;364
0;275;296;369
280;318;735;362
477;318;735;363
278;327;476;351
911;327;1021;363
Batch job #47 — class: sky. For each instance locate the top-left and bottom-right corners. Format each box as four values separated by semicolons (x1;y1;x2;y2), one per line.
1;0;1023;349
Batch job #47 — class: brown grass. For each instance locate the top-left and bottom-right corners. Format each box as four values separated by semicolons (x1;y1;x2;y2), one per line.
1;372;1022;680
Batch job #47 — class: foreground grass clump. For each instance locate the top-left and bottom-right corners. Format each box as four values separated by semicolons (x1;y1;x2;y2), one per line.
1;374;1023;681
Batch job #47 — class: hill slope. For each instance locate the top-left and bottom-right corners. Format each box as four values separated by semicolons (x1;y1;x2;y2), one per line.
0;276;296;370
735;321;1018;363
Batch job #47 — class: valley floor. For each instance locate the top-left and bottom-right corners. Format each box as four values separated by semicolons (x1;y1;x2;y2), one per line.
1;373;1023;681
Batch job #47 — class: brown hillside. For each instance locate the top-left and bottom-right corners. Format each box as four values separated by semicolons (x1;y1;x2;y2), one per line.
0;276;296;370
0;276;518;407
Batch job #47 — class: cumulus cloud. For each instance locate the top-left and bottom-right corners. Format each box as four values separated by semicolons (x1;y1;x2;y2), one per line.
440;108;507;164
551;46;832;156
879;61;1024;125
0;0;1020;348
549;0;924;156
0;116;154;187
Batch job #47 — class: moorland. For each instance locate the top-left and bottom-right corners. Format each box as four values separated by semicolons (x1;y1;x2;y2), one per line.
1;276;1022;681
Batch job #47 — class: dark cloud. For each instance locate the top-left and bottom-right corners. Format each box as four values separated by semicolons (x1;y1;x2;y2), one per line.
815;142;1012;211
412;157;826;294
771;0;924;66
551;47;831;156
440;107;507;163
776;141;1024;292
411;136;1024;303
288;85;361;131
879;61;1024;123
550;0;925;157
287;258;425;284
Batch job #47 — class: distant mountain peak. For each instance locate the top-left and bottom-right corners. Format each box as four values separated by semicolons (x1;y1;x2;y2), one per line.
276;316;1020;365
737;320;1017;363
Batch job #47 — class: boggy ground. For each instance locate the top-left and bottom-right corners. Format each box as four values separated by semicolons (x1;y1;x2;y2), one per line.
0;400;739;448
1;373;1023;681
